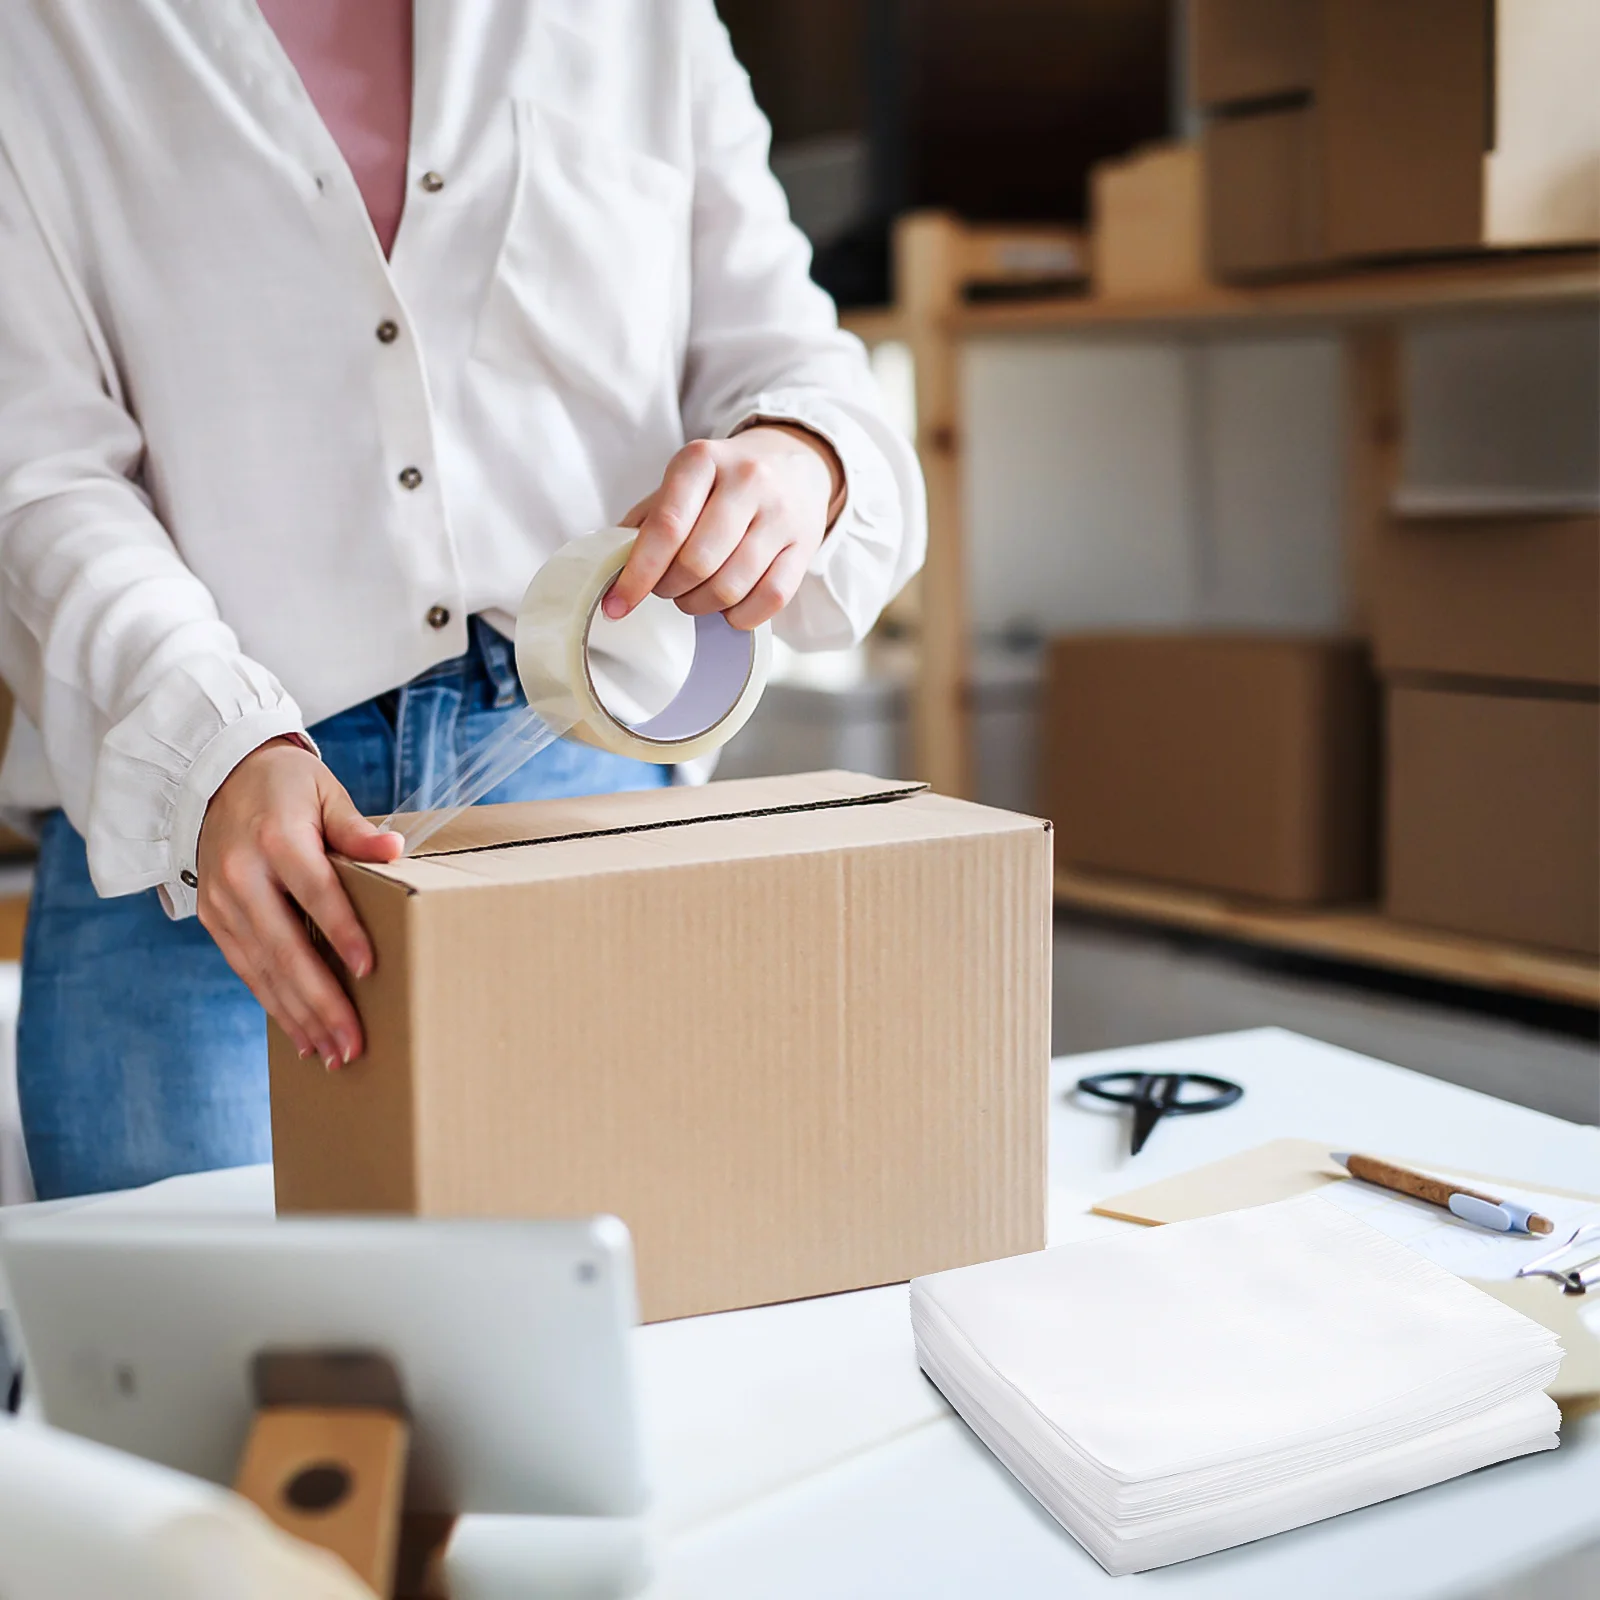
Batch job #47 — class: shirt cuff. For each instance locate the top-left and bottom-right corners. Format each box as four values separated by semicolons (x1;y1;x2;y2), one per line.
157;711;320;919
85;652;312;917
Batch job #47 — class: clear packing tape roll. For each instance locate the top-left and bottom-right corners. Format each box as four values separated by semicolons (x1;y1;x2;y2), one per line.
383;527;772;853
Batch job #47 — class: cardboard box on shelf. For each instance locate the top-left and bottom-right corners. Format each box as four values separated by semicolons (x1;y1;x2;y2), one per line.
1372;514;1600;690
1202;108;1322;279
1091;142;1208;300
1387;684;1600;956
1199;0;1493;278
1041;635;1376;905
1318;0;1488;261
1189;0;1317;111
269;772;1053;1323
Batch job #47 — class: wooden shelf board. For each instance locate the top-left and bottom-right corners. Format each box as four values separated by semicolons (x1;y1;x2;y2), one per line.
1054;868;1600;1009
842;252;1597;347
840;307;907;346
0;893;27;964
948;250;1599;338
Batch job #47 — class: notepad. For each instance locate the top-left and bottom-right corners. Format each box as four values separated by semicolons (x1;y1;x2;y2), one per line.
911;1194;1562;1574
1320;1168;1600;1280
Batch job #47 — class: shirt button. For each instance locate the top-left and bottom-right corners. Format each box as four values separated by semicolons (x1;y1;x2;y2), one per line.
426;605;451;630
419;170;445;193
376;319;399;344
180;869;198;889
398;466;423;490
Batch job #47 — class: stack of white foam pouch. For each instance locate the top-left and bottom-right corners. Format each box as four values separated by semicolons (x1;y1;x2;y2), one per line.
911;1194;1563;1575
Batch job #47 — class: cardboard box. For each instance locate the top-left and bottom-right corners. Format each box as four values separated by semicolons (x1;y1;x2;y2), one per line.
1041;635;1376;904
1318;0;1488;261
269;772;1053;1323
1386;684;1600;955
1203;107;1322;278
1091;142;1208;300
1190;0;1317;111
1200;0;1491;278
1372;514;1600;690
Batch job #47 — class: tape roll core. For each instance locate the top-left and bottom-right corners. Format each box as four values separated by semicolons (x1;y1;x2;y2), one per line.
515;527;772;764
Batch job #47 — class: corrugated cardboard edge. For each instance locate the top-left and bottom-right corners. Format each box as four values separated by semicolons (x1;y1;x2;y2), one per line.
349;773;929;892
269;869;422;1214
424;781;928;862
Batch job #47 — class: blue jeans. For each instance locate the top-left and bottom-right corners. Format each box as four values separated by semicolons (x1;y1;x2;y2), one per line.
18;618;669;1200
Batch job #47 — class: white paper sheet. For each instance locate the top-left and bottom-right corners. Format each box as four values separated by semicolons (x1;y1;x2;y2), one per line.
1321;1170;1600;1281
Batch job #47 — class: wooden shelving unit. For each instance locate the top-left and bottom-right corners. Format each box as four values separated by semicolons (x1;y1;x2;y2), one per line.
844;213;1600;1005
842;218;1599;799
847;256;1600;346
1055;868;1599;1010
849;248;1600;343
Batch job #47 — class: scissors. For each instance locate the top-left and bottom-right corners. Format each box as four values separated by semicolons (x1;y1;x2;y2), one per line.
1074;1070;1244;1156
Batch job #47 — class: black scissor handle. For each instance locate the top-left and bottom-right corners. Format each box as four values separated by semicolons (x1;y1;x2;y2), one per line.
1075;1070;1243;1114
1075;1070;1244;1156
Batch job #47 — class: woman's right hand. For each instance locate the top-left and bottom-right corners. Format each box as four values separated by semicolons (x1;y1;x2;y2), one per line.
196;738;404;1068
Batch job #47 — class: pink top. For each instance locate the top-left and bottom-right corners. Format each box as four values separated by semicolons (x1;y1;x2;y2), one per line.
258;0;413;257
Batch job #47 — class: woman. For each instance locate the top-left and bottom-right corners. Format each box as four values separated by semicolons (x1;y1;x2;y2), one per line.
0;1;924;1199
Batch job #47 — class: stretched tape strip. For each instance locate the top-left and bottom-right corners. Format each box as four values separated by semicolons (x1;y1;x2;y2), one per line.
382;528;771;853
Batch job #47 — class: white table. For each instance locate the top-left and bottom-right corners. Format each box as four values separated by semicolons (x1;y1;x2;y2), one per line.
6;1028;1600;1598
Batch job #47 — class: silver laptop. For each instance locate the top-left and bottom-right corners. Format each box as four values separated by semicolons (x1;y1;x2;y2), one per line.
0;1212;647;1527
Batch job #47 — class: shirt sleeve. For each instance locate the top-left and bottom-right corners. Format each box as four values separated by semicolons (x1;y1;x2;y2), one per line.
0;133;309;918
679;0;927;652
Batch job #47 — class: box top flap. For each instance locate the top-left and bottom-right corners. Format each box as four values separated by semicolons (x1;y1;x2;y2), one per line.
353;771;934;890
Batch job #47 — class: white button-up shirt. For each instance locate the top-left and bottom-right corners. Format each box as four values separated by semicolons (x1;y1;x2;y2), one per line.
0;0;925;917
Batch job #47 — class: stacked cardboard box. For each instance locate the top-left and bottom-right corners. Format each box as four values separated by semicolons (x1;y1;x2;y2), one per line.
1090;142;1207;301
1040;635;1376;905
1375;515;1600;956
1191;0;1599;279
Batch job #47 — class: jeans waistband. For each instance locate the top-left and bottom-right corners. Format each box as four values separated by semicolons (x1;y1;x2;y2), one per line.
372;616;524;730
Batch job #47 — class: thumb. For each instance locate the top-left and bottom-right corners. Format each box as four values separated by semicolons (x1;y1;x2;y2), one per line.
321;780;405;863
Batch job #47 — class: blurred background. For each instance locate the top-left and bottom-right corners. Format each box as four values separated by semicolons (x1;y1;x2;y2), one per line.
0;1;1594;1207
709;0;1600;1124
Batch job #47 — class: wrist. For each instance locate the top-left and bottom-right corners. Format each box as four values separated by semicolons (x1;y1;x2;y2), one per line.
742;421;847;529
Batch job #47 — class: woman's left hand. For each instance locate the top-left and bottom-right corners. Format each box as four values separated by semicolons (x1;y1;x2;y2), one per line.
604;424;844;630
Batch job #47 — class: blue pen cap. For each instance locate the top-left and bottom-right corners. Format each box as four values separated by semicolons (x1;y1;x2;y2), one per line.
1448;1193;1517;1233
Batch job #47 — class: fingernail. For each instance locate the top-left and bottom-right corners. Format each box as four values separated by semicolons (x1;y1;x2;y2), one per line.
349;953;371;979
298;1046;313;1061
341;1041;356;1065
323;1051;340;1072
602;592;626;619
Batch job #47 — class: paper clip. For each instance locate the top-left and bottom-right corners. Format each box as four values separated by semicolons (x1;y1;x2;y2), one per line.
1515;1221;1600;1296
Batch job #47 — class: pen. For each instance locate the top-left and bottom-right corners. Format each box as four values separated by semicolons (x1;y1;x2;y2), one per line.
1330;1152;1554;1236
